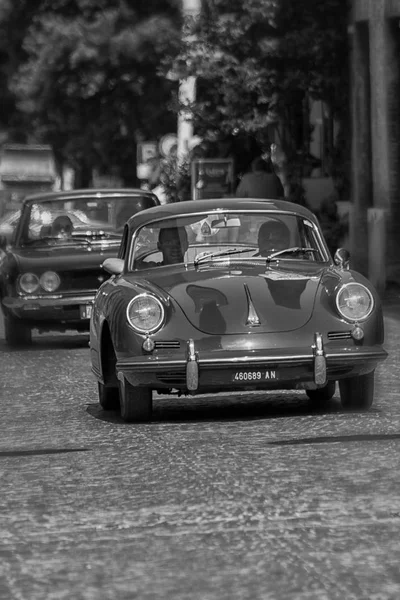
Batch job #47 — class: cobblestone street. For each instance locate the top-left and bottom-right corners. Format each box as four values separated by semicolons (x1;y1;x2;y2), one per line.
0;292;400;600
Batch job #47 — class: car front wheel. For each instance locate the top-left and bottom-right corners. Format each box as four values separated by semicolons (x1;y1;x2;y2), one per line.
339;371;375;411
118;375;153;422
4;312;32;347
98;382;119;410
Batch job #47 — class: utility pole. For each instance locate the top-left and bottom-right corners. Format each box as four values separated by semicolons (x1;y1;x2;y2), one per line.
177;0;201;161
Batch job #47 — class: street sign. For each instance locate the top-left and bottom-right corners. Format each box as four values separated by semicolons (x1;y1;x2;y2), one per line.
159;134;178;158
191;158;235;200
136;141;158;180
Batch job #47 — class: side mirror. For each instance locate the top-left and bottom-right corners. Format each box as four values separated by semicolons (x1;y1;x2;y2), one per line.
102;257;124;275
334;248;350;270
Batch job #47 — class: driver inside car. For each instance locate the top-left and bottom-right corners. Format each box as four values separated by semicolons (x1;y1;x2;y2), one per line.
257;220;291;256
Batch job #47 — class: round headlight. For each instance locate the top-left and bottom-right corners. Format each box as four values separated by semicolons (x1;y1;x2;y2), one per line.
127;294;165;334
336;283;374;322
40;271;60;292
19;273;40;294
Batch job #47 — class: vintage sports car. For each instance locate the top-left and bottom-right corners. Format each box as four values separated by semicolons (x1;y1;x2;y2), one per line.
90;198;388;422
0;188;159;346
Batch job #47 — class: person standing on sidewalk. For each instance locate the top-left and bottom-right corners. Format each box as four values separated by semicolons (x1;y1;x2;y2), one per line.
235;156;284;199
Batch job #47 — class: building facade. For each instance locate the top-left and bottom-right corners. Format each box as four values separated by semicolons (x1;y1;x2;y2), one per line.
350;0;400;291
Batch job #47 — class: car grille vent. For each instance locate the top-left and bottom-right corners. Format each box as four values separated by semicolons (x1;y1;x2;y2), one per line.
156;369;186;384
154;340;181;349
327;331;352;340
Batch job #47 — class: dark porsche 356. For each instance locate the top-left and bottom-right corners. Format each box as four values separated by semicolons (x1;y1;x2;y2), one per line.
0;188;159;346
90;198;388;422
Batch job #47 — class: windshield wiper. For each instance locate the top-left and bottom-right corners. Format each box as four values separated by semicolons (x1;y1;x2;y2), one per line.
194;247;256;266
265;247;319;260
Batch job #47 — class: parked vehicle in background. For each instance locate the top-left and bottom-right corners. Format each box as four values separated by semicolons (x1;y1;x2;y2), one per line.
90;198;387;422
0;188;159;346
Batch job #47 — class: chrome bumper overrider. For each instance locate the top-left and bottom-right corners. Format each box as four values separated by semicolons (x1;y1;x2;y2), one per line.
116;333;388;392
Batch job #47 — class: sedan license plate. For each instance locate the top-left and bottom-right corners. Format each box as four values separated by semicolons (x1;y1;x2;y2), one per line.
80;304;93;319
232;370;278;383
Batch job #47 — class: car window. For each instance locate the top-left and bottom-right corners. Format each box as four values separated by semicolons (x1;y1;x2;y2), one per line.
129;211;327;270
17;196;150;245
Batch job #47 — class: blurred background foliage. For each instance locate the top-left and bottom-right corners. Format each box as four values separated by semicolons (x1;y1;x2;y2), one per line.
0;0;350;229
0;0;182;186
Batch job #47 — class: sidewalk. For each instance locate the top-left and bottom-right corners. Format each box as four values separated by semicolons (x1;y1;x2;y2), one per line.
383;283;400;320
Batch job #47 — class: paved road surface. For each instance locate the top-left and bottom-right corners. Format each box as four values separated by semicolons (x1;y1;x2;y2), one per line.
1;294;400;600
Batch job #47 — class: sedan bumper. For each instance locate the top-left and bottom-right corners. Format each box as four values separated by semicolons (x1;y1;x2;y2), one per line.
2;293;95;325
116;334;388;393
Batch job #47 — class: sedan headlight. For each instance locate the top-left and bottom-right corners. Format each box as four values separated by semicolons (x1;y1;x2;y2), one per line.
336;283;374;322
19;273;40;294
40;271;60;292
127;294;165;334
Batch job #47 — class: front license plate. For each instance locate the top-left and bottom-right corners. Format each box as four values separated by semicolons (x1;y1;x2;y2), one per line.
232;370;278;383
80;304;93;319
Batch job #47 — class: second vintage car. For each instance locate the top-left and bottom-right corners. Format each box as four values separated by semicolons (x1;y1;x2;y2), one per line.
90;198;387;422
0;188;159;346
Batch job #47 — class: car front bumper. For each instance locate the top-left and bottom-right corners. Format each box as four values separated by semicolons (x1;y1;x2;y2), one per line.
115;334;388;393
2;293;95;325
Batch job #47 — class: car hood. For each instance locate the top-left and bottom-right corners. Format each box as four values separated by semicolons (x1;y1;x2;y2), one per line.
134;263;328;334
10;242;120;272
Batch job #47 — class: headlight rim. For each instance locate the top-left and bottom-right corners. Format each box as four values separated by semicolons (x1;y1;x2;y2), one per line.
18;272;40;294
335;282;374;323
126;293;165;334
39;270;61;293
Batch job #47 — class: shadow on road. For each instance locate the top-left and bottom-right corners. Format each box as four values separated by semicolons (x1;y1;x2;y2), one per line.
269;433;400;446
0;333;89;352
0;447;91;458
86;393;382;425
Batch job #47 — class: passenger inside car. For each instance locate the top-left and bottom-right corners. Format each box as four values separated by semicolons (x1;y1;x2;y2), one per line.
257;219;291;256
50;215;74;239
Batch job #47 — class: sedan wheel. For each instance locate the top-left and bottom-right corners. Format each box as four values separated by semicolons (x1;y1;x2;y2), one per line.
98;382;119;410
306;380;336;407
4;313;32;347
339;371;375;411
118;375;153;422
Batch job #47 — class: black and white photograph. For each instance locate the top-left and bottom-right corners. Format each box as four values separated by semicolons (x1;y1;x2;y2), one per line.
1;1;400;598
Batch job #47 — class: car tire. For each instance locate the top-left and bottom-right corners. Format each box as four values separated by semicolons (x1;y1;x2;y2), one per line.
306;380;336;407
98;382;119;410
118;375;153;422
339;371;375;411
4;313;32;347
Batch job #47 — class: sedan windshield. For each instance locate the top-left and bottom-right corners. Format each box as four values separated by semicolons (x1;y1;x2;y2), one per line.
130;211;328;269
18;196;145;245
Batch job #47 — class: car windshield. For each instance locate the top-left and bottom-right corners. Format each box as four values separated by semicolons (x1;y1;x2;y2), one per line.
130;211;328;270
18;196;145;245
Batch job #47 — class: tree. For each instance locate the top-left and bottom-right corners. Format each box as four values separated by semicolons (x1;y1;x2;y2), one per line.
164;0;350;202
0;0;182;186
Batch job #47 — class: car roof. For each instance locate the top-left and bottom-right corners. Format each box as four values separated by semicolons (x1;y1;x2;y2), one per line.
127;198;319;229
21;188;159;206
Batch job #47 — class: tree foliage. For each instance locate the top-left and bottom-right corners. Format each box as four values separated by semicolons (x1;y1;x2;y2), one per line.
164;0;350;200
0;0;182;185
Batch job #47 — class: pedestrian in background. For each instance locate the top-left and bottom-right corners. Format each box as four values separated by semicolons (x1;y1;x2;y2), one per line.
235;156;284;199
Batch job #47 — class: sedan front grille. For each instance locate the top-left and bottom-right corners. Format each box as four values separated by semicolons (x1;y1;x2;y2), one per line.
59;270;109;293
